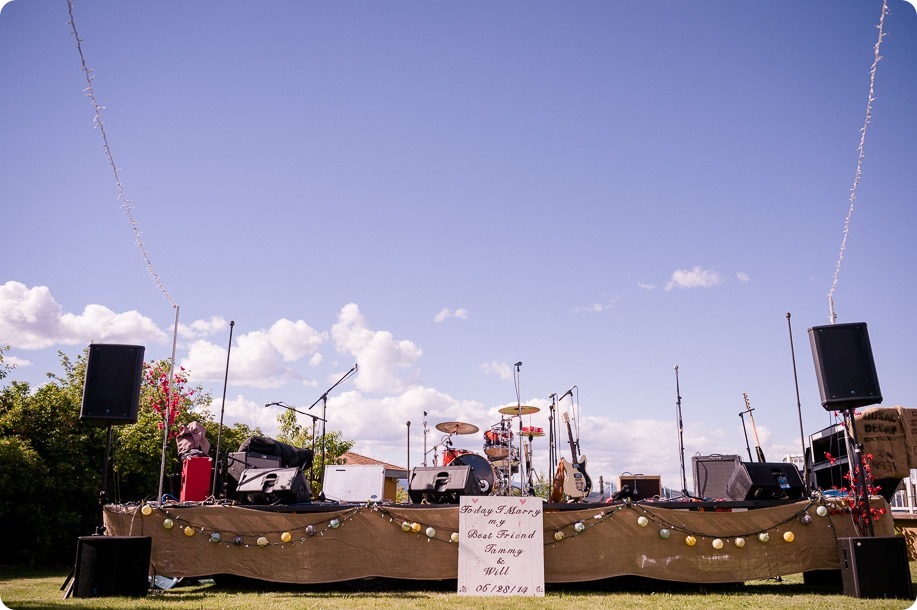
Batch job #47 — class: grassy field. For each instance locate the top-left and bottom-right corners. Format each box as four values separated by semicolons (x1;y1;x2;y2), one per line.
1;566;916;610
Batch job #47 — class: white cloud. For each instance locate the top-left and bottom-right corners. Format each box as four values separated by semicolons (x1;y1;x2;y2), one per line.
3;355;31;368
664;266;723;292
0;281;167;349
637;282;657;291
331;303;422;394
736;272;750;283
434;307;469;323
177;316;229;340
221;394;282;437
267;318;326;361
480;360;513;381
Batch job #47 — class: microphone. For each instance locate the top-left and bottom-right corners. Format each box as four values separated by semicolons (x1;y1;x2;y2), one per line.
514;361;522;367
264;402;279;408
561;387;575;399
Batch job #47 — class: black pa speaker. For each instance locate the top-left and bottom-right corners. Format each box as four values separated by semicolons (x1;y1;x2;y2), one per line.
73;535;151;598
236;468;311;504
838;536;913;599
408;465;478;504
80;344;145;425
808;323;882;410
726;462;805;501
692;454;741;499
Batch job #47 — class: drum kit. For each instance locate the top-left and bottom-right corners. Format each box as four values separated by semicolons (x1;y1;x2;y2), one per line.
432;405;544;496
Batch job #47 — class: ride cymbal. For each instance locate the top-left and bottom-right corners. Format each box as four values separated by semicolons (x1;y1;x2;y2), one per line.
435;421;480;435
498;405;540;416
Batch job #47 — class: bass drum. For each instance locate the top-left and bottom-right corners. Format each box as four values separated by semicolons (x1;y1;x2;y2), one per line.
452;452;495;495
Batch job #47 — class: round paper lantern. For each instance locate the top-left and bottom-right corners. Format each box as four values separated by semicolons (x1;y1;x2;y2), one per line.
305;525;316;537
574;522;586;533
734;537;746;548
256;536;269;547
281;531;292;543
330;519;341;529
800;513;813;525
183;526;195;537
209;533;221;543
659;528;671;539
816;505;828;517
712;538;724;550
450;532;460;543
163;518;174;530
232;535;243;546
401;522;411;532
758;532;770;543
141;504;153;516
426;527;436;538
554;531;565;541
411;522;421;533
684;535;696;547
783;531;795;543
637;516;649;527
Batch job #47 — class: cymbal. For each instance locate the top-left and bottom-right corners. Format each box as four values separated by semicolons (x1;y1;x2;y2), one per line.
435;421;479;435
498;405;540;416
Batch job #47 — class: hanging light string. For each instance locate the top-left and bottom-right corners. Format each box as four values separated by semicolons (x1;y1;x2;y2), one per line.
828;0;889;324
66;0;177;308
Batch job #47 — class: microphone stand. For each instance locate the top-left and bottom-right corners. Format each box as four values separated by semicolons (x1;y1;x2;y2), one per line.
422;411;428;467
212;320;235;498
307;364;358;490
674;366;689;497
738;411;754;461
266;401;326;485
786;312;809;493
513;362;525;495
548;394;557;477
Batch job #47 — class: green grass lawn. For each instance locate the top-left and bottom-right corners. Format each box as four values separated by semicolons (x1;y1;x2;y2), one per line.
1;566;915;610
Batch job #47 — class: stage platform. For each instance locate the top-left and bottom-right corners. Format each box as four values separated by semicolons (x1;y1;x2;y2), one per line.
104;497;892;586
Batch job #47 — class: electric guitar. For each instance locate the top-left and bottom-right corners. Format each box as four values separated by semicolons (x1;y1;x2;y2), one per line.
743;393;766;463
560;412;592;499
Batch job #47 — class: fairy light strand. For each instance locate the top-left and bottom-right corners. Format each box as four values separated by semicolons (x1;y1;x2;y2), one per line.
66;0;177;308
828;0;888;323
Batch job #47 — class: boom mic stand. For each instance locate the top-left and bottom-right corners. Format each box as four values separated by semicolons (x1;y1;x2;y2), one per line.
307;364;358;491
265;401;326;487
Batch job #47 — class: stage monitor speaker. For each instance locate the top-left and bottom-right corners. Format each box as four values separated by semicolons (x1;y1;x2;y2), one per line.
726;462;805;501
808;323;882;410
408;465;477;504
838;536;912;599
236;468;311;505
692;454;741;499
72;535;151;598
80;344;145;425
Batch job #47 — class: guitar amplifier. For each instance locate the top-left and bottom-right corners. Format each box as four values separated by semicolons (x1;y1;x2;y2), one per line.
227;451;282;483
692;454;741;499
618;475;661;502
236;468;311;505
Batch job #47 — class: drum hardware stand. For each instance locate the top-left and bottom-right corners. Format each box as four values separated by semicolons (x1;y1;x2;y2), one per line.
738;410;754;462
307;363;357;490
513;361;525;495
422;411;429;466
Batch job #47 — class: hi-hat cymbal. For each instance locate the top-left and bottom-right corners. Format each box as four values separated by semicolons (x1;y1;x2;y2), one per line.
498;405;540;416
435;421;480;435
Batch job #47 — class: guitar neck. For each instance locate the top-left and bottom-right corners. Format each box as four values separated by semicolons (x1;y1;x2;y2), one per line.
563;414;579;463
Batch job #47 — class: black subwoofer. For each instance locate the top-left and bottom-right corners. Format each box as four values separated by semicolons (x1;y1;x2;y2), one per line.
72;535;151;598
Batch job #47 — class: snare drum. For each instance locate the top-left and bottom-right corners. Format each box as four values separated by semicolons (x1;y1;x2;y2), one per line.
483;425;513;459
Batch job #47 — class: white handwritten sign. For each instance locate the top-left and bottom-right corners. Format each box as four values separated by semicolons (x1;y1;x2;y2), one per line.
457;496;545;596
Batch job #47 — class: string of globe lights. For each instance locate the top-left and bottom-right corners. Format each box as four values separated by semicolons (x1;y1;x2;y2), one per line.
130;496;846;553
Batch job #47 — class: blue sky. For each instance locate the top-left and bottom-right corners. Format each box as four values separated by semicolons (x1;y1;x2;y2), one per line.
2;1;916;494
